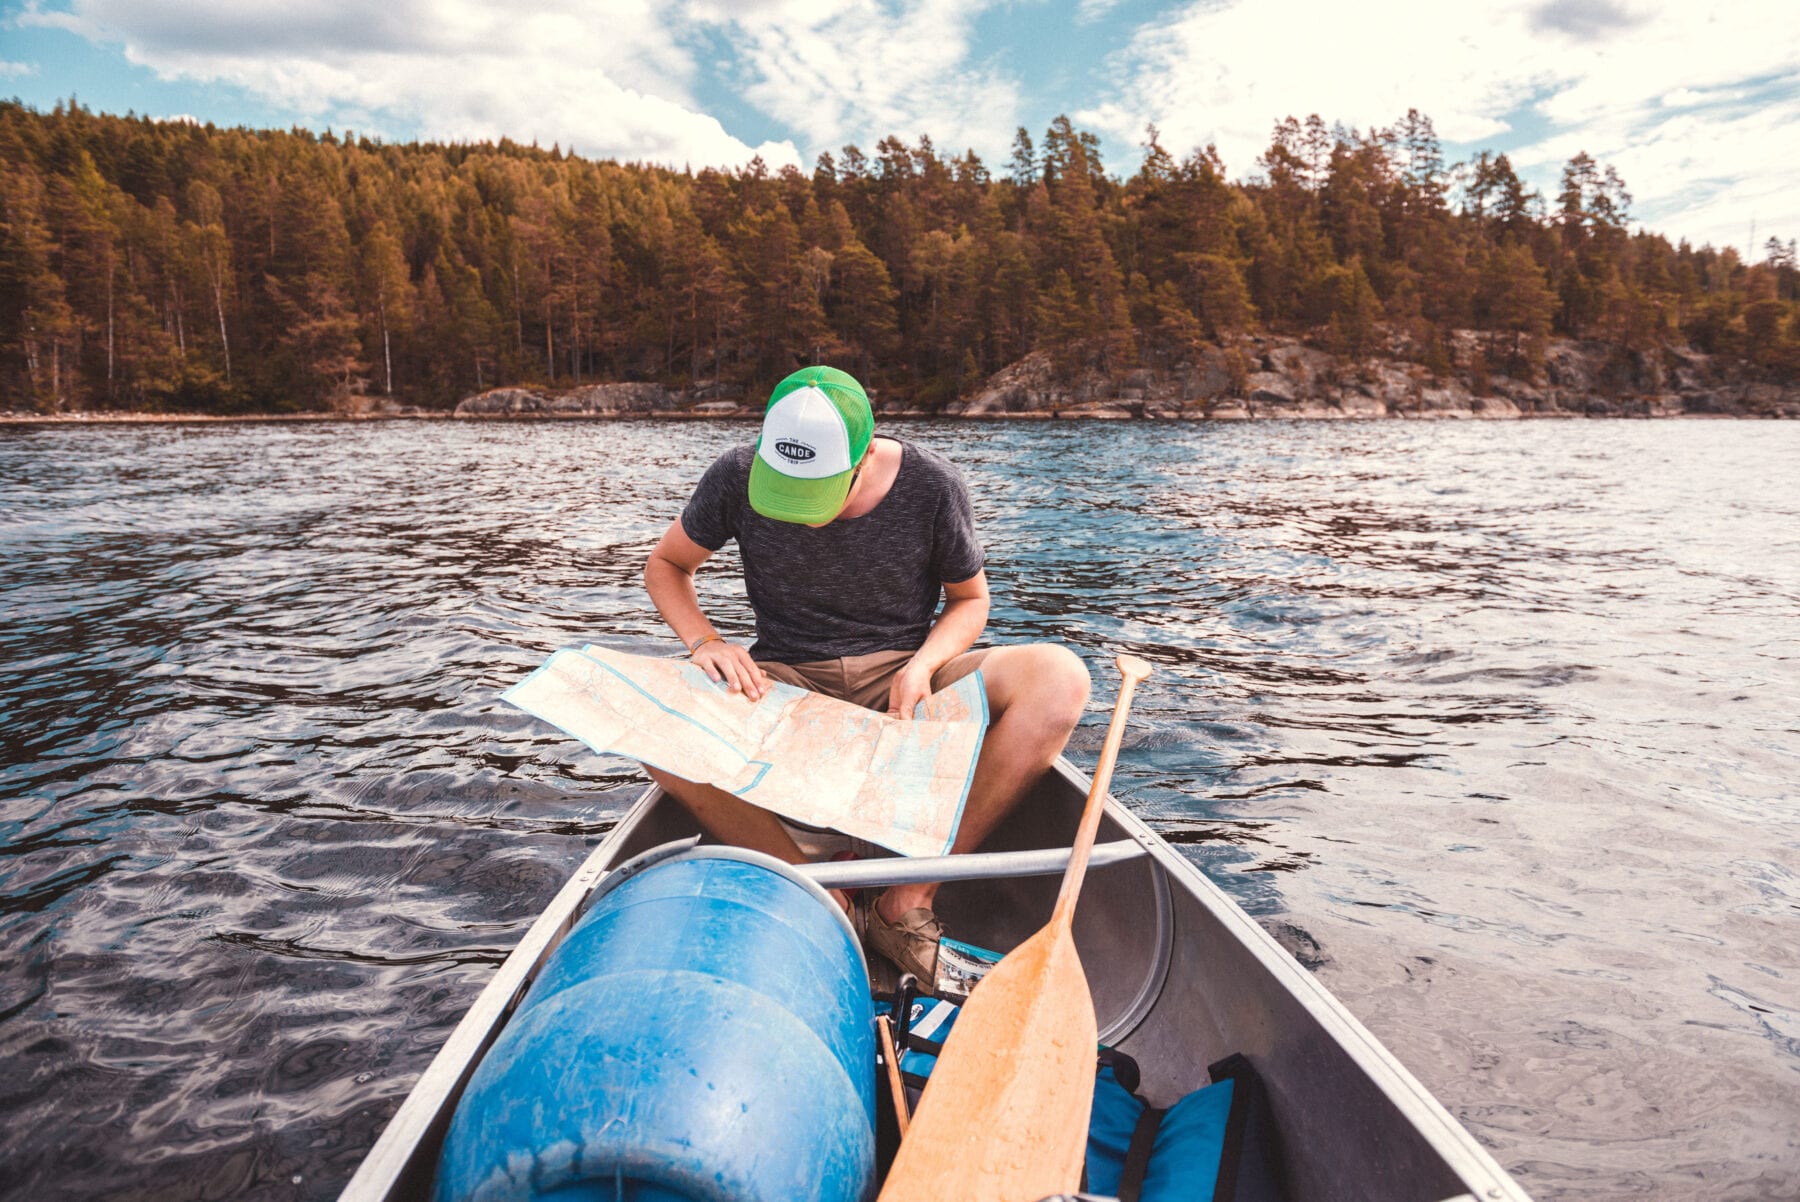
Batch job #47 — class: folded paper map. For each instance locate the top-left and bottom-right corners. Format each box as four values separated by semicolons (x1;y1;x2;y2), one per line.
504;645;989;857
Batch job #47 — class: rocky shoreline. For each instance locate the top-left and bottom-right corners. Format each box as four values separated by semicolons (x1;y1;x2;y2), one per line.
0;410;445;424
10;335;1797;423
451;334;1800;421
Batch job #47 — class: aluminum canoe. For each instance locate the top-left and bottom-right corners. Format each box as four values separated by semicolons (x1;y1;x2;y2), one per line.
340;757;1531;1202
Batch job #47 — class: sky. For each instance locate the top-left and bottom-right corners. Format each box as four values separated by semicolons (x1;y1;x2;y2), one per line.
3;0;1797;256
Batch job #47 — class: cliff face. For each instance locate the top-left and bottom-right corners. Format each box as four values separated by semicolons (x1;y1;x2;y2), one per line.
946;336;1800;420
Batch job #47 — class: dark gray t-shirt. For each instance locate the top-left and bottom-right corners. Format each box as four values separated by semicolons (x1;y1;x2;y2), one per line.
680;438;984;663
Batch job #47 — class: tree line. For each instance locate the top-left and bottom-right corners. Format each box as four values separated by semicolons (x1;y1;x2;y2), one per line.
1;100;1796;414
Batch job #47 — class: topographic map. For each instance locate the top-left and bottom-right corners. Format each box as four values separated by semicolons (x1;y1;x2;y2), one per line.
504;645;989;856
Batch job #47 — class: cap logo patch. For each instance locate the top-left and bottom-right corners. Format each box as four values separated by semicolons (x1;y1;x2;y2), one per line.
774;439;817;463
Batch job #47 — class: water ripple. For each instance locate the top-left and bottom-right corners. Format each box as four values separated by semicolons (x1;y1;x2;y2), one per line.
2;418;1798;1199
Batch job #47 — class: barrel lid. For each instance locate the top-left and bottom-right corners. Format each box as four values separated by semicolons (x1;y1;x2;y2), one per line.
582;837;868;975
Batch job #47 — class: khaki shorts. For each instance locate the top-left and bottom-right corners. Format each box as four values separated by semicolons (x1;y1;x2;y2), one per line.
757;647;992;713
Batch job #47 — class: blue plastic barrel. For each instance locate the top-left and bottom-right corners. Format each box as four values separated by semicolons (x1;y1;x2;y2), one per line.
434;843;876;1202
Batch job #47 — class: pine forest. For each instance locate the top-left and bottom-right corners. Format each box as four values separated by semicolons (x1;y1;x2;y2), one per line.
2;99;1796;415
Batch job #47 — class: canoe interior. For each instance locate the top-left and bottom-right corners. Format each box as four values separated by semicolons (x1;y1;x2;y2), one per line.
343;760;1527;1202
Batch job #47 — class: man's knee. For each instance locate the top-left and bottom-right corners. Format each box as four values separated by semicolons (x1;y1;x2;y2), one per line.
1038;644;1091;724
991;642;1090;728
644;764;700;800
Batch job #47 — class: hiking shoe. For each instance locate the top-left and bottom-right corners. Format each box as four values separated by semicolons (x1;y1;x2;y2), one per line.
868;901;945;984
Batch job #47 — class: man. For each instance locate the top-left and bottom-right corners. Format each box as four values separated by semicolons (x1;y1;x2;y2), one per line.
642;364;1089;983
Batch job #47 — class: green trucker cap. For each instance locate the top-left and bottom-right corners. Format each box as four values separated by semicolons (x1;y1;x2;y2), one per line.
748;366;875;523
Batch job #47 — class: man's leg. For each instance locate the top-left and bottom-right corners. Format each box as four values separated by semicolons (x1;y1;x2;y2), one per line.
647;765;859;912
874;643;1091;925
642;766;810;863
645;654;825;862
644;656;858;907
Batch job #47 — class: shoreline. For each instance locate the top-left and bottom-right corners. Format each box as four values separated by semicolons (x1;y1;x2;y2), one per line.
1;409;1782;426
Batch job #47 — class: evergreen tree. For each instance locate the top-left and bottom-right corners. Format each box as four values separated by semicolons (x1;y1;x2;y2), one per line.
1318;257;1382;357
827;233;898;386
183;180;235;386
1475;240;1556;377
357;220;412;395
0;162;76;410
0;100;1789;412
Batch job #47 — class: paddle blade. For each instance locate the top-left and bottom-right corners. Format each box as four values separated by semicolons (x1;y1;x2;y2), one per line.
876;926;1099;1202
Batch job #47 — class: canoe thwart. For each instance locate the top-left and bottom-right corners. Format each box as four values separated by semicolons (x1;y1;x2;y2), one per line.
799;839;1147;891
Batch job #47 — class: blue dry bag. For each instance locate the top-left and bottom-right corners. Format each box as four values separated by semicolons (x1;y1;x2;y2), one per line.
880;990;1285;1202
1085;1052;1286;1202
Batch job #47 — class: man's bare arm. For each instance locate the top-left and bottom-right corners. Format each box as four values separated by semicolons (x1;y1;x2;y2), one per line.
644;519;769;699
888;570;991;718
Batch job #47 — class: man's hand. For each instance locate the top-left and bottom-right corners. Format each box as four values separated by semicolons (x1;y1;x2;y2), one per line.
887;659;935;721
693;640;771;701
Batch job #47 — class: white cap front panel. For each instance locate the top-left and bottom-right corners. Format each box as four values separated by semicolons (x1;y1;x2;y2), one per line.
755;385;853;479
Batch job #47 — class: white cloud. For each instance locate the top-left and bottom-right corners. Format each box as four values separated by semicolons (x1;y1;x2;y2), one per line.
1077;0;1127;22
700;0;1024;159
1080;0;1800;250
1;60;41;78
1076;0;1555;172
17;0;803;168
1527;0;1647;40
14;0;1032;171
15;0;1797;250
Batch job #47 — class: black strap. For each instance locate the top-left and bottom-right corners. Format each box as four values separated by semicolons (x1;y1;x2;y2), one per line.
1117;1103;1166;1202
1098;1046;1142;1095
893;973;918;1050
1207;1052;1286;1202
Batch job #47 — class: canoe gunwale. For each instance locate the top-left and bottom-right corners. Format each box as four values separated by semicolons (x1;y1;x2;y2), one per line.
1051;757;1532;1202
337;786;664;1202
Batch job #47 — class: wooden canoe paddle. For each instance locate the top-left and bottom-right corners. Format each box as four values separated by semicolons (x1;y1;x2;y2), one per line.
877;652;1153;1202
878;1013;911;1135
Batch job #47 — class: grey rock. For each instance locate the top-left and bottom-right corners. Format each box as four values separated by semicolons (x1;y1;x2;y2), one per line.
1543;343;1600;392
563;383;675;414
1264;344;1335;394
455;382;675;417
1469;394;1523;419
454;387;553;416
1331;392;1388;418
688;380;743;403
1359;360;1421;406
1245;373;1296;405
1487;376;1548;412
962;351;1084;416
1184;354;1234;400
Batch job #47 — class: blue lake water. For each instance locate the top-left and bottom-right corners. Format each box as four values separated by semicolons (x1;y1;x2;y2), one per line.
1;418;1796;1200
